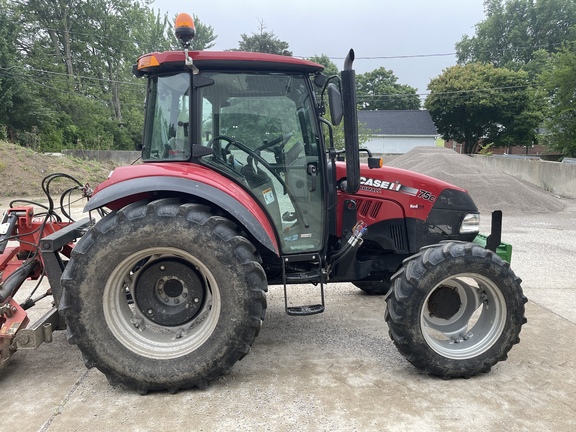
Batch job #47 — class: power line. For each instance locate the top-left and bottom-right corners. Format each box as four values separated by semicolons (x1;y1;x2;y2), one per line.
298;42;566;63
319;52;457;60
0;68;145;107
40;26;176;48
0;66;145;87
357;83;537;100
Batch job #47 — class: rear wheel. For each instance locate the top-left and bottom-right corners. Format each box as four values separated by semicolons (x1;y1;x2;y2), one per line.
385;242;527;378
61;199;267;393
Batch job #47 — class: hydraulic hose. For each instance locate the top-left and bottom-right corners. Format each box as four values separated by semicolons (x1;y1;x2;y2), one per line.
0;260;39;303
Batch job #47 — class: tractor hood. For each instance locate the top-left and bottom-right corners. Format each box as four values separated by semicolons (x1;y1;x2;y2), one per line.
335;161;479;251
336;162;477;215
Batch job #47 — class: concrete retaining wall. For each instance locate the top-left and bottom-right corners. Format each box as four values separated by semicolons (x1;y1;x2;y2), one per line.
63;149;140;165
472;155;576;199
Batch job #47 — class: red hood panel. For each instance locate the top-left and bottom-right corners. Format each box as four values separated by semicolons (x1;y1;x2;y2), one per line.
336;162;470;222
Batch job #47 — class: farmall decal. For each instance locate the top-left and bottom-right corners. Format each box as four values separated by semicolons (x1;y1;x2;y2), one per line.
359;177;436;202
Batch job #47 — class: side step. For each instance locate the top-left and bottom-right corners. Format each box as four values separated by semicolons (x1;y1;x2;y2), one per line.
282;253;325;316
286;304;324;316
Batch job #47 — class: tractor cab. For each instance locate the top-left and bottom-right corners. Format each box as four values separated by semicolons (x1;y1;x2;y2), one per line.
140;69;327;255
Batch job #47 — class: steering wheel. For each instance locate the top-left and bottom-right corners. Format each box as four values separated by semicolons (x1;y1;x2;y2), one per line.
207;135;234;157
207;135;235;147
213;136;309;229
256;132;294;152
209;135;270;162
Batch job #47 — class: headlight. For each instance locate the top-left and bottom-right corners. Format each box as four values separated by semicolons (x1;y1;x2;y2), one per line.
460;213;480;234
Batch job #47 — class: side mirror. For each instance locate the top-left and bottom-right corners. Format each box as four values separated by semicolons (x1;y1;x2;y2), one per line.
327;83;343;126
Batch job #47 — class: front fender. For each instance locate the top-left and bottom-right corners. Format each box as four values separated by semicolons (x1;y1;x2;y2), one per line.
85;175;279;255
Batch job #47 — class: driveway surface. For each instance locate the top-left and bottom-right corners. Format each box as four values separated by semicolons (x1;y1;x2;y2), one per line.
1;199;575;432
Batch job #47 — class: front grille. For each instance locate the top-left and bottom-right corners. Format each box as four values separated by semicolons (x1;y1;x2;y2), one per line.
357;199;382;220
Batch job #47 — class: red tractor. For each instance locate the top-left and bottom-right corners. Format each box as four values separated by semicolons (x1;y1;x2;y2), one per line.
1;13;526;393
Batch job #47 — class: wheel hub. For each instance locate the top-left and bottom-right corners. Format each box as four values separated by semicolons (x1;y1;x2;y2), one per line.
427;285;461;320
134;258;205;326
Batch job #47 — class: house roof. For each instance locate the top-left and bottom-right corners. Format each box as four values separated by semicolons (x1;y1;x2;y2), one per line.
357;110;438;136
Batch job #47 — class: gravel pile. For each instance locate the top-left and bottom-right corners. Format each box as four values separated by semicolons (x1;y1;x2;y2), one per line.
387;147;566;216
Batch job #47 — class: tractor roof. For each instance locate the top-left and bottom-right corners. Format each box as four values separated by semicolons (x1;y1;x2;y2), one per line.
135;50;324;75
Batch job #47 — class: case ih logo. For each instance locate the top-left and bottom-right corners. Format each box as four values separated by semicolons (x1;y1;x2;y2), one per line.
360;177;419;196
360;177;402;191
359;177;435;202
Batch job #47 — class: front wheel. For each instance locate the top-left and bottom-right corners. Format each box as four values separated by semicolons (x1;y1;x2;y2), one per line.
61;199;267;393
385;242;527;378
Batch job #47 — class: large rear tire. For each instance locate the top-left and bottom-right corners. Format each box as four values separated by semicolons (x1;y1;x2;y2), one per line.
385;242;527;378
61;199;267;393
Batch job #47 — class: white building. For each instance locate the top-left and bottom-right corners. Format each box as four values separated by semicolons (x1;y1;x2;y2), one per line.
358;110;438;155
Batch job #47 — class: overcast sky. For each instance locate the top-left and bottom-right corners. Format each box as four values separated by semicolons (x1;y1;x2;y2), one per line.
151;1;486;99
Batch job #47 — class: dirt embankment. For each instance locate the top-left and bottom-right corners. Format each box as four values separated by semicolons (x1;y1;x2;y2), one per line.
0;141;117;202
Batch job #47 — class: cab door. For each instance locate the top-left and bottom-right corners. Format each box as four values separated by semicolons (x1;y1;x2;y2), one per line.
197;72;325;254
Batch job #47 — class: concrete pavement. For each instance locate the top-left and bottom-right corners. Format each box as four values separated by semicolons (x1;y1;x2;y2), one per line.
1;199;576;431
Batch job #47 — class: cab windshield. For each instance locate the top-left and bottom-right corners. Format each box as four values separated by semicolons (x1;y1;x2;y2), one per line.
142;72;190;161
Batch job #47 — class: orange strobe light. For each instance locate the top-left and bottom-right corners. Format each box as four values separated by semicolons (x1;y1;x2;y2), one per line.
175;13;195;46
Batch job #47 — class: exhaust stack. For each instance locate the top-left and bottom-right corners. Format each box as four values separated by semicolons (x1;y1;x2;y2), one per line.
341;49;360;194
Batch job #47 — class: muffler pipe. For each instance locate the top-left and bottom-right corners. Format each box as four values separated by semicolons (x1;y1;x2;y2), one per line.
341;49;360;194
344;49;355;71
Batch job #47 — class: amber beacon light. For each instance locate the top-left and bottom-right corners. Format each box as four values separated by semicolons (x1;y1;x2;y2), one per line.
175;13;196;47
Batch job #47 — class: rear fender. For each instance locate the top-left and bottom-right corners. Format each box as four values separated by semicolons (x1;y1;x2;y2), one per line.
84;176;279;255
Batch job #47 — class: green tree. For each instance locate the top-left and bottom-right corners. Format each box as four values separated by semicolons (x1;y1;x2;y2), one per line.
236;20;292;56
185;14;217;51
456;0;576;69
21;0;83;80
356;67;420;110
305;55;372;149
134;8;173;54
308;54;339;77
541;42;576;156
0;1;50;141
425;63;542;154
10;0;180;150
0;2;23;132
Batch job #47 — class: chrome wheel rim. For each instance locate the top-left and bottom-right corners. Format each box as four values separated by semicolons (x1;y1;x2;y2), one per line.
102;247;220;359
420;273;506;359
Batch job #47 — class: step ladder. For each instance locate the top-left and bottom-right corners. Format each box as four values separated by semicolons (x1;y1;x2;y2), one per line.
282;253;325;316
